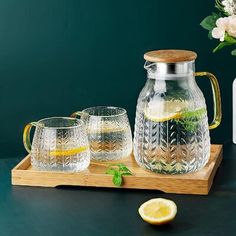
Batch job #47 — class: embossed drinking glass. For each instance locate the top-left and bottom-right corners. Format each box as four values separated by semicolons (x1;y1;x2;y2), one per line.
71;106;132;161
23;117;90;172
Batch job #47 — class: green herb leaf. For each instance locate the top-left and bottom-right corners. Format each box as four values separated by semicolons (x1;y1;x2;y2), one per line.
119;165;131;172
231;49;236;56
105;168;117;175
176;108;207;133
105;163;132;186
113;172;122;186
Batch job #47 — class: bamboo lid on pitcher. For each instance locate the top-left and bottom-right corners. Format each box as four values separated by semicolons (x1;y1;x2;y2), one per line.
144;50;197;63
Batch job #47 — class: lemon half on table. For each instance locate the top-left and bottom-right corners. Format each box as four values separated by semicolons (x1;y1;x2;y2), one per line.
138;198;177;225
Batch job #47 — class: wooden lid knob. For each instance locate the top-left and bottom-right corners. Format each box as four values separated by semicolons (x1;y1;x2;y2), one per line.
144;50;197;63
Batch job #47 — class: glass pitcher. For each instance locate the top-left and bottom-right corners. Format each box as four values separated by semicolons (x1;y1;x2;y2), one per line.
133;50;222;174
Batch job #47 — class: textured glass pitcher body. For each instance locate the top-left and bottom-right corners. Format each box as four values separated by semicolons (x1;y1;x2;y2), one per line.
134;60;221;174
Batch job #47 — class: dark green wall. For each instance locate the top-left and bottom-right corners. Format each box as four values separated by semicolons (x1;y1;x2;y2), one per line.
0;0;233;158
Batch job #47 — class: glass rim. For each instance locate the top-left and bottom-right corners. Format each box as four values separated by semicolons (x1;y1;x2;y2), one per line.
81;106;127;118
37;117;84;129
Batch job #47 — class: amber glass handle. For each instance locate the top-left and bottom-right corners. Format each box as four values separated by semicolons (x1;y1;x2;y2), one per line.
23;122;37;153
71;111;85;118
195;72;222;130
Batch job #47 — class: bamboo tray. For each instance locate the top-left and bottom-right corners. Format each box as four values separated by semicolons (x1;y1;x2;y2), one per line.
11;145;223;195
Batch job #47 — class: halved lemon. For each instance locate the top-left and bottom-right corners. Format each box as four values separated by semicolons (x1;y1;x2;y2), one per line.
138;198;177;225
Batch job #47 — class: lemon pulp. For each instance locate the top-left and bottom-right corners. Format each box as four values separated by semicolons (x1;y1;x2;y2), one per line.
144;100;200;122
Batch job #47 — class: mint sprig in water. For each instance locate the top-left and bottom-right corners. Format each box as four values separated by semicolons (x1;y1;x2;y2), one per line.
105;163;132;186
176;108;207;133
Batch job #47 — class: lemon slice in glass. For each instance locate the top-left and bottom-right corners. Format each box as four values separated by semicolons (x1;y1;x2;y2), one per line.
49;146;89;157
138;198;177;225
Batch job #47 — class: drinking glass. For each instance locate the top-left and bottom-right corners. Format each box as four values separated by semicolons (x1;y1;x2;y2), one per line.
23;117;90;172
71;106;132;161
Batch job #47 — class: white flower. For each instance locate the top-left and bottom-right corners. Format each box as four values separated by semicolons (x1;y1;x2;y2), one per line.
212;17;229;41
227;15;236;37
222;0;236;15
212;16;236;40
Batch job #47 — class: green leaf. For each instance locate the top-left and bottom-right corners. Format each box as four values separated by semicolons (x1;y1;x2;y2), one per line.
231;49;236;56
105;163;132;186
119;165;131;172
225;34;236;43
212;33;236;53
110;163;132;173
176;108;207;133
208;30;213;40
213;41;232;52
113;172;122;186
200;13;219;31
105;168;117;175
215;0;225;13
118;163;126;168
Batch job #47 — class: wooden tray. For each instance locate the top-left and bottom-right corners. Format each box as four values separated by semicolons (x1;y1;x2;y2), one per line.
11;145;223;195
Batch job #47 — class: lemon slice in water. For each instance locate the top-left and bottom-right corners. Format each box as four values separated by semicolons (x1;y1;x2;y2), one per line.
49;146;88;157
144;112;181;122
144;100;190;122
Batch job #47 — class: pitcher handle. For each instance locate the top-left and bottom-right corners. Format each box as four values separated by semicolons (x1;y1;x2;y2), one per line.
23;122;37;153
195;72;222;130
71;111;85;119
